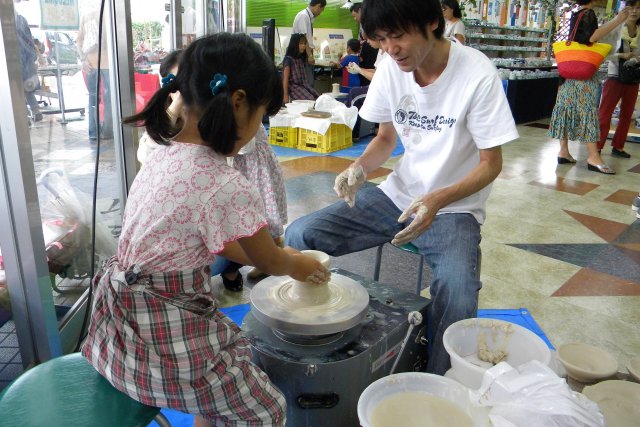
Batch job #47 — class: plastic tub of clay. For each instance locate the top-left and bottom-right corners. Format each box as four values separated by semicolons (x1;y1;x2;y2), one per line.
357;372;489;427
443;318;551;389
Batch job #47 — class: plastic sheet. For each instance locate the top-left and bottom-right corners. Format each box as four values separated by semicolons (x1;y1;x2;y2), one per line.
472;361;604;427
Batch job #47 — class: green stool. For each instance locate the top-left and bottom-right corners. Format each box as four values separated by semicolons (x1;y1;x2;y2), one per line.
0;353;170;427
374;242;426;295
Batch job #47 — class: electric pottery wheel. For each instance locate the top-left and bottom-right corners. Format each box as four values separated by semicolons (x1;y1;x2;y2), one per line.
250;271;370;339
246;251;431;427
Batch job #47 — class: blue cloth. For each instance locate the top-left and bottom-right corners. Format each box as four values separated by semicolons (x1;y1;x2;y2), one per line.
285;186;482;375
219;304;251;326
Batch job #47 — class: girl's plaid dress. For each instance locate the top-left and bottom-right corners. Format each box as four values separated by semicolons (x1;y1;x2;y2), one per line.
82;143;286;426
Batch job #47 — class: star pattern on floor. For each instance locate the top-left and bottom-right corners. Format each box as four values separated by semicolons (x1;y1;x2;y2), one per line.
509;210;640;297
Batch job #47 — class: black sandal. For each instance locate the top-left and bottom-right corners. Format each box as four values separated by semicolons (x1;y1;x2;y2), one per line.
222;272;243;292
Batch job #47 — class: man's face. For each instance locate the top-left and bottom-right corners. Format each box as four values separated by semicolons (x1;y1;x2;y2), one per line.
352;10;361;23
373;24;438;73
311;4;325;17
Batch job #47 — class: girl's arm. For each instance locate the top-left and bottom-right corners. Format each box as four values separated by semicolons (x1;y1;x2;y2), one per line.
282;65;291;104
219;228;328;283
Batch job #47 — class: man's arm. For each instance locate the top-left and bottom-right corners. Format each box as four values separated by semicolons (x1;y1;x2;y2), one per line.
391;146;503;245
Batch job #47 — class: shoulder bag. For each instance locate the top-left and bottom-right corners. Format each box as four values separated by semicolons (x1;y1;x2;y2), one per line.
552;9;612;80
617;39;640;84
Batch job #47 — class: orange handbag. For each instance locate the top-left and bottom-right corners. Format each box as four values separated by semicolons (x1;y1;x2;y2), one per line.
552;10;612;80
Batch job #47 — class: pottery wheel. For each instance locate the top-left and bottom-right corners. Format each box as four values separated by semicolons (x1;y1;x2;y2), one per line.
250;273;370;336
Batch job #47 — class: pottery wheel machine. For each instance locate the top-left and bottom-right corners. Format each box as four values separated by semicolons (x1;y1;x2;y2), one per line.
244;268;431;426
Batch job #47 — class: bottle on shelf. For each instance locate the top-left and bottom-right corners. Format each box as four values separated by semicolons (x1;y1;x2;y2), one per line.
500;0;509;26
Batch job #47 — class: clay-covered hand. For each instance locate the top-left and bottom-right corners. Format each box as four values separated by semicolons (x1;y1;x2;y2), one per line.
305;267;332;285
333;164;366;207
290;254;332;285
346;62;361;75
391;197;433;246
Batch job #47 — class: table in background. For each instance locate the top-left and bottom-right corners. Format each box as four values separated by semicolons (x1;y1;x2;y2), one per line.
36;64;85;122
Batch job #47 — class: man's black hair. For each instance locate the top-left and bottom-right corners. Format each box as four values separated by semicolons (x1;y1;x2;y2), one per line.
361;0;445;40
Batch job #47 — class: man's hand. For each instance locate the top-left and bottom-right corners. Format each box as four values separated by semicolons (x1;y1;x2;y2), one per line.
333;165;366;207
346;62;361;75
391;196;434;246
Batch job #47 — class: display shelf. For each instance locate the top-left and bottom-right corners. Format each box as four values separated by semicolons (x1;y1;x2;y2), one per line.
467;33;547;42
464;21;552;59
469;45;546;52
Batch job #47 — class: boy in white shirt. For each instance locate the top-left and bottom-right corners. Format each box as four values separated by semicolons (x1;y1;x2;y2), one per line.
286;0;519;375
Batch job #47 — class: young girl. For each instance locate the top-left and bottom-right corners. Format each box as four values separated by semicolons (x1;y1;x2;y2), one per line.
81;33;329;427
135;51;286;291
282;33;319;103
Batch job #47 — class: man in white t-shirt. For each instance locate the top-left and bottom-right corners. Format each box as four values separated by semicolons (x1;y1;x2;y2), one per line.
286;0;519;375
292;0;326;87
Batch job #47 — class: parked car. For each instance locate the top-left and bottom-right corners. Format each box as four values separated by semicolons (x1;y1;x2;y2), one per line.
31;29;80;65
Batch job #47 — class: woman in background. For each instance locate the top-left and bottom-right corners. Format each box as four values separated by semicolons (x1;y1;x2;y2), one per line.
548;1;629;174
597;1;640;159
442;0;465;44
282;33;319;103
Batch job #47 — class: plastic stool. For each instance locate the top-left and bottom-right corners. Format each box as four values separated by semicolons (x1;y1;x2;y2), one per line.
373;242;425;295
0;353;170;427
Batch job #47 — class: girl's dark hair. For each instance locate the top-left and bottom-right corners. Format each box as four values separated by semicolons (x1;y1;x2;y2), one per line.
442;0;462;19
123;33;282;155
159;49;182;77
362;0;445;40
285;33;308;60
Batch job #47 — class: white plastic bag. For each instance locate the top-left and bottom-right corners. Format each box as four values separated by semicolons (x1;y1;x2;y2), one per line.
472;361;604;427
37;168;116;277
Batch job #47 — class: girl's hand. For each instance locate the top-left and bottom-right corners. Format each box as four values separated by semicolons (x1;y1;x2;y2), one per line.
289;253;331;285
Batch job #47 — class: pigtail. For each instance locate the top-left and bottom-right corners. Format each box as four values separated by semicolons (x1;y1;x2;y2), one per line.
198;90;238;155
123;83;179;144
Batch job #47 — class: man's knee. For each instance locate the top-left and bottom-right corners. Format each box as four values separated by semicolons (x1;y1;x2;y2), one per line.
284;215;316;250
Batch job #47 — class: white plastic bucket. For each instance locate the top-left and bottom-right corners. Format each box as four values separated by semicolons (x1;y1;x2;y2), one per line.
443;318;551;389
357;372;489;427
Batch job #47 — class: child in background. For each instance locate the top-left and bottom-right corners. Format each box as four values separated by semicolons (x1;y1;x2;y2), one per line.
215;124;288;290
282;33;320;103
82;33;330;427
331;38;361;93
137;49;183;164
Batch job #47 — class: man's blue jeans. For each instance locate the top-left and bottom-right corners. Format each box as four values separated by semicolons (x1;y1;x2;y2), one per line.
285;186;482;375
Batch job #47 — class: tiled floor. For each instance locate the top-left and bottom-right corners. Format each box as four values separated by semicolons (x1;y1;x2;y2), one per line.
1;113;639;392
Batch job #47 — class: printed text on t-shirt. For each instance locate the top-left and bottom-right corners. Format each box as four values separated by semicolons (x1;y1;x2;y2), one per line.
395;109;457;132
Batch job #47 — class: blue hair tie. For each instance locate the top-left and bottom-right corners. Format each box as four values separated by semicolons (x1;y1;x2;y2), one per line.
209;73;228;95
161;73;176;88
